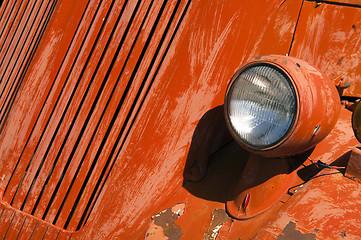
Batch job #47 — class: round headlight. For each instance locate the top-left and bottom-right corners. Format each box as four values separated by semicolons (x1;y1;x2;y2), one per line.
227;63;297;149
225;55;340;157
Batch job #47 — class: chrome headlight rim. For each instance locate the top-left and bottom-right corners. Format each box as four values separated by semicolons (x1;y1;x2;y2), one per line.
224;60;300;151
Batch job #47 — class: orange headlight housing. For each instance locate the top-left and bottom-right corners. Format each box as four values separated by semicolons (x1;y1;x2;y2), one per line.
224;55;340;157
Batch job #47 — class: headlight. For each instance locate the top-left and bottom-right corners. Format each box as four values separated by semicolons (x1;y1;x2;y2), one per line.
226;63;297;149
225;55;340;157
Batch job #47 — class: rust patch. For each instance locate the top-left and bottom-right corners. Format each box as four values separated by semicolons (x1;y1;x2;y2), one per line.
204;209;230;240
145;203;185;240
277;222;316;240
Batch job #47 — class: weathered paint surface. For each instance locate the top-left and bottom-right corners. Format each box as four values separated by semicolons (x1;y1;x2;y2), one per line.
290;1;361;97
143;108;359;240
0;0;360;239
203;209;230;240
277;222;316;240
254;168;361;239
70;0;304;238
0;0;303;237
145;203;185;240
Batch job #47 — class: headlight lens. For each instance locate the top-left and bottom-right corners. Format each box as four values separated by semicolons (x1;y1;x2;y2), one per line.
226;64;297;149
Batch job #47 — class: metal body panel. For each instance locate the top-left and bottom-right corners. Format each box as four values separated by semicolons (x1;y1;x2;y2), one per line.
254;168;361;239
141;107;358;240
0;0;360;239
72;0;303;238
290;1;361;97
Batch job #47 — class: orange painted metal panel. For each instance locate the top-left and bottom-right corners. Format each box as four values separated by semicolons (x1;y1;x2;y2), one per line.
254;168;361;239
58;0;189;231
71;0;304;238
0;206;15;239
290;1;361;97
29;223;48;240
0;0;14;34
7;0;120;212
19;0;130;222
0;0;52;121
57;231;72;240
0;0;359;239
0;0;24;57
16;216;38;240
0;0;89;197
32;0;141;226
3;210;27;239
0;0;56;124
42;226;60;240
50;0;172;229
0;0;304;237
138;108;359;240
3;0;60;207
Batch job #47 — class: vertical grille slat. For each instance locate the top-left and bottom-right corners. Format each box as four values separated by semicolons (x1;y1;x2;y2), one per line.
0;0;191;232
0;0;57;127
2;0;67;205
0;0;99;188
0;207;15;239
79;0;192;229
0;0;11;25
35;0;134;221
41;0;153;226
3;210;27;240
0;0;47;107
1;0;59;202
0;0;34;71
67;0;190;230
18;0;124;215
3;0;107;205
15;216;38;239
0;0;24;55
60;0;169;229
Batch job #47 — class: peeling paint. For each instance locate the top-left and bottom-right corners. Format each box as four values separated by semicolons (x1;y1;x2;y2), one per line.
204;209;230;240
277;221;316;240
145;203;185;240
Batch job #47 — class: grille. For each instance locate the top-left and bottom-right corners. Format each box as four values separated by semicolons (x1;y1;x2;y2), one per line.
0;0;57;128
0;0;190;231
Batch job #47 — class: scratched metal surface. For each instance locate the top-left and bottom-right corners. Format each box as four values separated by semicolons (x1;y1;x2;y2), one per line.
139;108;358;240
254;168;361;239
0;0;301;237
70;0;304;238
290;0;361;97
0;0;359;239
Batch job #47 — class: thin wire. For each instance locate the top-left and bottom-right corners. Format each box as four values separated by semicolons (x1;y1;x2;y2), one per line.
287;160;353;196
